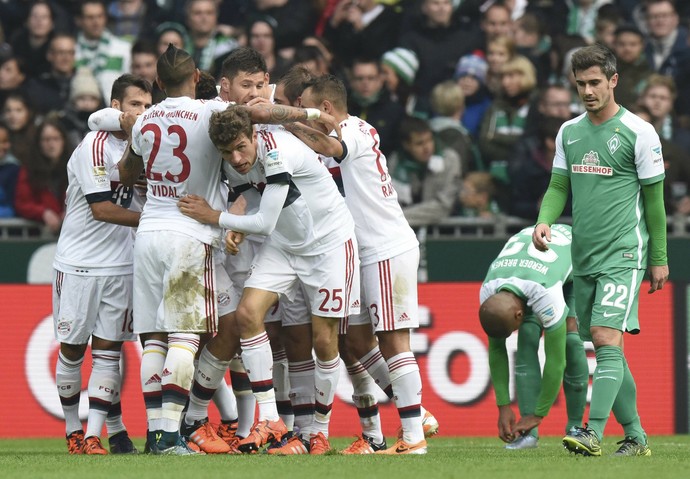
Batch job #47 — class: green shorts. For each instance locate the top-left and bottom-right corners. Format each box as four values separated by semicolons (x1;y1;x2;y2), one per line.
573;268;644;342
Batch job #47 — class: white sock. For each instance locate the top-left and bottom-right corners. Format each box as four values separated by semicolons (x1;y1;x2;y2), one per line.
347;361;383;443
360;346;393;399
105;400;125;437
161;334;199;433
273;348;294;431
313;356;340;437
85;350;120;439
56;352;84;435
230;355;255;437
186;347;230;424
388;352;424;443
140;340;167;432
240;332;278;421
288;359;315;438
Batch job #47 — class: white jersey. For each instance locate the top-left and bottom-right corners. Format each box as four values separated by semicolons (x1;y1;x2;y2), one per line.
54;131;134;276
232;124;355;255
334;116;418;265
131;96;227;246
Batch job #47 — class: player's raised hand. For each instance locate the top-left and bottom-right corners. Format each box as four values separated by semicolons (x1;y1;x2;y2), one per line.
119;111;140;137
314;112;341;140
532;223;552;251
648;264;669;294
178;194;220;225
497;405;516;443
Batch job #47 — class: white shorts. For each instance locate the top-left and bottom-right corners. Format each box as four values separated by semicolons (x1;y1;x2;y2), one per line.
245;236;360;319
264;281;311;326
342;248;419;333
216;263;237;317
52;270;136;344
133;231;217;334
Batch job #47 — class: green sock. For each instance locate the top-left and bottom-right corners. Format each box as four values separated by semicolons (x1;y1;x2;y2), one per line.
612;358;647;444
515;322;542;439
588;345;624;441
563;332;588;434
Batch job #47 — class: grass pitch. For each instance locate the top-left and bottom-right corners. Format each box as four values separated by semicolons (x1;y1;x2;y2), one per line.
1;436;688;479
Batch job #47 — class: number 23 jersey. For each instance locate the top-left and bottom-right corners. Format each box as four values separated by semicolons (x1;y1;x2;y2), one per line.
480;224;574;330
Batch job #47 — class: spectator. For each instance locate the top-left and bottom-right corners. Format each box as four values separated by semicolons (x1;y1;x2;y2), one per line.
593;7;622;48
429;80;480;173
131;39;165;103
155;21;189;56
185;0;238;75
0;122;20;217
14;117;71;233
107;0;164;42
248;0;318;51
478;55;537;188
612;24;653;109
59;67;104;147
2;91;37;165
75;0;131;103
565;0;614;44
399;0;483;117
455;171;499;218
514;13;552;86
523;83;573;137
454;52;492;138
323;0;401;68
247;16;291;81
347;57;404;156
643;0;687;76
480;2;514;47
9;0;55;79
26;34;77;115
509;116;568;220
0;57;29;108
388;115;462;226
380;47;419;114
485;35;516;97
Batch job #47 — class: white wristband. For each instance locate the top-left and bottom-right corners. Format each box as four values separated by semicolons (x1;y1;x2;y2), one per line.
305;108;321;120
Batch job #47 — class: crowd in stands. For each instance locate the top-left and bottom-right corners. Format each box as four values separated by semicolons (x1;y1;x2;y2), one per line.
1;0;690;233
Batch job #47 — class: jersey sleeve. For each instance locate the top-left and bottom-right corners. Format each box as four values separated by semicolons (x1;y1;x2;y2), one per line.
634;124;666;184
260;129;296;184
76;133;116;199
552;124;568;176
338;123;360;164
130;115;145;156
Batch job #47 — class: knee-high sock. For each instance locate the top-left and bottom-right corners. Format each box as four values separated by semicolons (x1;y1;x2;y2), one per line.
230;355;255;437
347;361;383;443
85;350;121;439
273;348;294;431
241;332;278;421
288;359;315;438
212;381;238;423
313;356;340;437
612;358;646;444
161;334;199;434
106;400;125;437
185;346;230;424
359;346;393;399
515;322;542;439
387;352;424;444
56;352;84;435
563;331;588;433
141;340;167;432
588;345;624;441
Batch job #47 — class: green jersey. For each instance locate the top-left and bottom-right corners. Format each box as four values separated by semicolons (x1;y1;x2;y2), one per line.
481;224;573;330
553;107;665;274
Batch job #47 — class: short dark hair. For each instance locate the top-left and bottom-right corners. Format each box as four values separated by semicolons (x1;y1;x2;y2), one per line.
157;44;196;89
303;74;347;111
80;0;106;15
110;73;153;103
196;70;218;100
571;44;617;79
399;115;431;143
208;106;253;150
277;66;314;105
131;39;158;58
220;47;267;81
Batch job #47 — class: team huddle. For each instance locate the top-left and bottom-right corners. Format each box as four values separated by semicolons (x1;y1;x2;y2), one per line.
52;44;437;456
51;43;667;458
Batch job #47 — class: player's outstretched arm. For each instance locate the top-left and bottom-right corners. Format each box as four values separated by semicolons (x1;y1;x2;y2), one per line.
283;122;344;158
178;194;221;225
87;108;139;136
533;173;570;251
642;181;669;293
240;104;341;137
488;337;514;442
90;200;140;227
118;146;144;187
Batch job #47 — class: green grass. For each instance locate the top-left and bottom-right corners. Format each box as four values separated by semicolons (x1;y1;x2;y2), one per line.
1;436;688;479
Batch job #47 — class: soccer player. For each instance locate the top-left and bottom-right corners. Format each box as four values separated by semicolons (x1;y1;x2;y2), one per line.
533;44;668;456
480;224;588;450
280;74;433;454
178;105;360;454
53;74;152;455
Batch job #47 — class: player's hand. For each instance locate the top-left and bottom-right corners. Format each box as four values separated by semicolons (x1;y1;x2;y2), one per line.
225;230;245;255
497;405;516;443
246;96;272;107
314;112;341;140
43;209;62;233
648;264;669;294
178;194;220;225
532;223;551;251
512;415;543;437
119;111;139;137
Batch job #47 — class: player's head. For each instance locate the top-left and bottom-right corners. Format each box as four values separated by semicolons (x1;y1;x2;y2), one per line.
274;66;315;107
571;44;618;113
110;74;153;115
479;291;525;338
156;44;199;94
399;115;434;164
208;106;257;174
219;47;269;104
196;70;219;100
131;40;158;84
301;74;348;119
